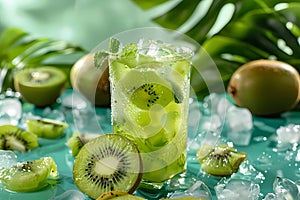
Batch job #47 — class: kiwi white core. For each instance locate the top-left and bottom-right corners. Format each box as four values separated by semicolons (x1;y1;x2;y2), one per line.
31;71;50;82
95;157;119;176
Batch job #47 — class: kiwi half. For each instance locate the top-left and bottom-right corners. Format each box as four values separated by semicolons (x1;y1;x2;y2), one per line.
0;125;38;152
73;134;143;199
14;66;66;107
0;157;59;192
196;144;246;176
27;118;68;139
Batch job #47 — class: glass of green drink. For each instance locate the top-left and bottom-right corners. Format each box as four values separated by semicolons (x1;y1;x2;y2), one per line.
108;38;193;196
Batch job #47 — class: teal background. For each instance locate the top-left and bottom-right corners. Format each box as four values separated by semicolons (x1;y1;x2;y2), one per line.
0;0;159;51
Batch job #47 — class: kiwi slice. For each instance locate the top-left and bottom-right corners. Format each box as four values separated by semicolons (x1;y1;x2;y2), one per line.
130;83;174;110
196;144;246;176
0;157;59;192
14;66;66;107
162;197;206;200
66;132;99;157
0;125;38;152
73;133;143;199
26;118;68;139
96;190;145;200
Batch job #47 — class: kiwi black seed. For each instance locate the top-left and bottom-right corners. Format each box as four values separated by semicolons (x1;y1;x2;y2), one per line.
130;83;174;110
0;125;39;152
196;144;246;176
73;133;143;199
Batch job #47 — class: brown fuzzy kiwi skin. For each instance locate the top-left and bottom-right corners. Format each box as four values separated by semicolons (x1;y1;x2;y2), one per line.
227;59;300;116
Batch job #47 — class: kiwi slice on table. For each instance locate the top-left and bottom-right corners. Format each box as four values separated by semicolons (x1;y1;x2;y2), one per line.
66;132;99;157
0;157;59;192
26;118;68;139
14;66;66;107
0;125;38;152
196;144;246;176
73;133;143;199
96;190;145;200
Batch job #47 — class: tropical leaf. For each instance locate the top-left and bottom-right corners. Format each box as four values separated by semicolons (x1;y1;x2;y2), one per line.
0;27;86;92
132;0;300;98
193;5;300;98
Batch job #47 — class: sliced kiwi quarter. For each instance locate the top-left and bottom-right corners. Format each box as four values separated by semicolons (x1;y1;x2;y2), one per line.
130;83;174;110
96;190;145;200
0;157;59;192
196;144;246;176
26;118;68;139
73;133;143;199
0;125;39;152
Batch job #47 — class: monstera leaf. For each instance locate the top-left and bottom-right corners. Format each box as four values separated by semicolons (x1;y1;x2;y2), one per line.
0;27;86;92
132;0;300;98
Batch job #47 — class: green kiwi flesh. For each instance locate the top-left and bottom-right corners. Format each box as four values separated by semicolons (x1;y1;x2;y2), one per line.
73;134;143;199
0;157;59;192
196;144;246;176
14;66;66;107
96;190;145;200
66;132;99;157
130;83;174;110
0;125;38;152
27;118;68;139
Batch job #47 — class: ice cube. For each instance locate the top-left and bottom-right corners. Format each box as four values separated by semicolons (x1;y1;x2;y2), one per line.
52;190;85;200
167;173;212;199
273;177;299;200
0;150;18;169
217;96;234;117
201;93;222;115
169;180;212;199
253;152;273;171
61;92;87;110
42;107;65;121
226;106;253;132
0;98;22;125
263;193;277;200
199;114;222;132
227;130;252;146
215;178;260;200
276;124;300;144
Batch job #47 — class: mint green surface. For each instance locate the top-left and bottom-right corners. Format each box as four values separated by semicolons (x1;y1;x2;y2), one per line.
0;90;299;199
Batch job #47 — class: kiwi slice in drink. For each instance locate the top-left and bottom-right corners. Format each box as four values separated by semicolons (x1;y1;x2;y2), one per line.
0;157;59;192
26;118;68;139
0;125;38;152
73;133;143;199
14;66;66;107
130;83;174;110
196;144;246;176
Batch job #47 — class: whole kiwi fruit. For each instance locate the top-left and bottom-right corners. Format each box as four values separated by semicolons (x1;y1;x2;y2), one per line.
70;53;110;107
227;59;300;116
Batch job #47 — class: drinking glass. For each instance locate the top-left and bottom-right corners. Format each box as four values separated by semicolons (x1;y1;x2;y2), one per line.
108;39;193;197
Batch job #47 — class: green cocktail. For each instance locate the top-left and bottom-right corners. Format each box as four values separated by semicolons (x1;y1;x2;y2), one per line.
108;39;193;190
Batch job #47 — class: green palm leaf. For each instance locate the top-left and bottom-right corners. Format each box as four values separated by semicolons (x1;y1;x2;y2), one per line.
0;27;86;92
132;0;300;98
